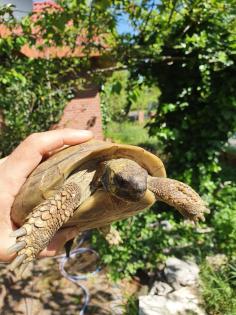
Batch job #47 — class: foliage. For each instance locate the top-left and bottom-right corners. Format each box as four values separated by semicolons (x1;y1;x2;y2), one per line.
1;0;234;177
0;58;72;156
92;121;236;280
122;294;139;315
92;207;212;280
210;179;236;257
118;0;236;196
131;84;160;112
200;261;236;315
101;70;129;123
0;1;111;156
97;0;236;288
105;120;162;153
100;70;160;128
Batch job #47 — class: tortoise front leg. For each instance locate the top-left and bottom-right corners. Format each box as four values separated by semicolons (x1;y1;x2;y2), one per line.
8;182;81;275
147;176;209;221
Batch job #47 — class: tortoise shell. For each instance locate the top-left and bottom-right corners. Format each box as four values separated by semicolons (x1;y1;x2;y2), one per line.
11;140;166;231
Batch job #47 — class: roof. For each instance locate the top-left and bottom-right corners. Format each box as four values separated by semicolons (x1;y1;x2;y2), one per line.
33;1;62;12
0;1;106;59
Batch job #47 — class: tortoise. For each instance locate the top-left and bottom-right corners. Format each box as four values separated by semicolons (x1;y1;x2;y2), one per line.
8;140;209;275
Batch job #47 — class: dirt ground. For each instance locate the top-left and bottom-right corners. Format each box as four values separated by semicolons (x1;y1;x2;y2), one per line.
0;251;140;315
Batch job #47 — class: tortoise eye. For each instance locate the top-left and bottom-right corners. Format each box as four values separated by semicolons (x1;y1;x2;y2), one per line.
114;175;129;188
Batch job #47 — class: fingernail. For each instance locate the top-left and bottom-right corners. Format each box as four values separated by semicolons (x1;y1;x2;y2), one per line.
75;130;93;138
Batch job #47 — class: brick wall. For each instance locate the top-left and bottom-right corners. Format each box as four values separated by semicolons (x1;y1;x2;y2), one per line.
54;85;104;140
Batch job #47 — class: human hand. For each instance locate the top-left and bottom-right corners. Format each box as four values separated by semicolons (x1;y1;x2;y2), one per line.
0;129;93;262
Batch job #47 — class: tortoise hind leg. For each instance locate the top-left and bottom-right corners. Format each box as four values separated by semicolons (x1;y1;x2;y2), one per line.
8;182;81;275
98;225;122;245
147;176;210;221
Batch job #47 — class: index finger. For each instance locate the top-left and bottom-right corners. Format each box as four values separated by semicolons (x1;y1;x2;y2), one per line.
0;129;93;195
0;156;8;166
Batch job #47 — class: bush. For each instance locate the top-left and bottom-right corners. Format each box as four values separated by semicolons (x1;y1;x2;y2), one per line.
211;183;236;257
105;121;162;153
0;60;70;156
200;262;236;315
92;207;213;280
92;122;236;280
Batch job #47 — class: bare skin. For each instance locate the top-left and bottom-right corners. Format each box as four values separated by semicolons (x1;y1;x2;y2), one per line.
0;129;93;263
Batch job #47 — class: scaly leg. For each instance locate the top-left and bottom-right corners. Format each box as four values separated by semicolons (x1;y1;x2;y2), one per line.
147;176;210;221
8;182;81;275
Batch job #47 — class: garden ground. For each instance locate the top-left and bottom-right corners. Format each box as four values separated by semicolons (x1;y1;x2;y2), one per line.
0;254;140;315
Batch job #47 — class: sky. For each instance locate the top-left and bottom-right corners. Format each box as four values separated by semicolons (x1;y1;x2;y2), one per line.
117;14;135;34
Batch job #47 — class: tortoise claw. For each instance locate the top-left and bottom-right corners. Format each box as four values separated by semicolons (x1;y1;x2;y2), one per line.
15;262;30;279
193;212;206;223
204;208;210;214
9;254;27;271
7;241;26;254
9;228;27;238
198;213;206;222
195;205;210;222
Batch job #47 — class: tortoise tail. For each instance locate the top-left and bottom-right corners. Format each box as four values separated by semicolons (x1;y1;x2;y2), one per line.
147;176;210;222
8;182;81;277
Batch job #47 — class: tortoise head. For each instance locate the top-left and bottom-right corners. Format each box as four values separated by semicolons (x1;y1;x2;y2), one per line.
101;158;148;202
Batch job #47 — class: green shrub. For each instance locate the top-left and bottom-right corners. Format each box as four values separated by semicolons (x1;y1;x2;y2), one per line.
105;121;162;154
211;183;236;257
200;262;236;315
92;207;213;280
0;62;70;156
122;295;139;315
92;123;236;280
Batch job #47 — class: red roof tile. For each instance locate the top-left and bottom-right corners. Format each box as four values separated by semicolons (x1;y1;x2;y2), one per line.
33;1;62;12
